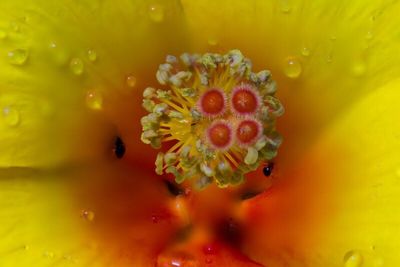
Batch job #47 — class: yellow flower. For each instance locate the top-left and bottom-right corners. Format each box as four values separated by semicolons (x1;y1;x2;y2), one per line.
0;0;400;266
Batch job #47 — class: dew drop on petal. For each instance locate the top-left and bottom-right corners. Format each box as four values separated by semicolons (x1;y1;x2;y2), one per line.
159;259;182;267
326;53;333;63
43;251;55;258
279;0;292;13
366;31;374;40
202;244;215;255
87;49;97;62
126;75;137;88
63;254;73;261
151;214;159;223
351;59;367;77
301;47;311;57
208;37;218;46
283;57;302;78
3;106;20;127
148;4;165;23
157;252;197;267
8;49;29;65
70;58;84;75
343;250;363;267
80;209;95;221
85;90;103;110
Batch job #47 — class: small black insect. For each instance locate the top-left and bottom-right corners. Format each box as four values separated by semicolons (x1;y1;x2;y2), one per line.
262;162;274;177
113;136;125;159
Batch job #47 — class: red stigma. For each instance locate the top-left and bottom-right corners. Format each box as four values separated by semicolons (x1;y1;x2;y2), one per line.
236;119;261;145
230;85;260;116
199;89;226;117
207;121;233;150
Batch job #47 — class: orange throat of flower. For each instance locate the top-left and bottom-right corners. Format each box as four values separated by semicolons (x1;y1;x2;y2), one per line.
140;50;284;188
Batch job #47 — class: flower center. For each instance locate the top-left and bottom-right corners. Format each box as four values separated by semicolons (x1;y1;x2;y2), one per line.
140;50;284;188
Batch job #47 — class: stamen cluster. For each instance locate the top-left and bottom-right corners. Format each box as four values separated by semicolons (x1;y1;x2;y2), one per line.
140;50;283;188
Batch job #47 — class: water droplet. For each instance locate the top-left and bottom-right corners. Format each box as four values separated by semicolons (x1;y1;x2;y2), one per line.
157;253;197;267
208;37;218;46
85;90;103;110
279;0;292;13
301;47;311;57
43;251;55;258
326;52;333;63
23;245;30;251
343;251;363;267
70;58;84;75
0;29;7;39
63;254;73;261
87;49;97;62
366;31;374;40
3;107;20;127
203;244;215;255
396;168;400;178
351;58;367;77
126;75;137;88
81;209;95;221
148;4;165;23
283;57;302;78
8;49;29;65
151;214;160;223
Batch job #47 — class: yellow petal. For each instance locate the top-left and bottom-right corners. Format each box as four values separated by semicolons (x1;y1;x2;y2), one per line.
0;0;187;167
243;78;400;266
1;0;400;266
181;0;400;165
